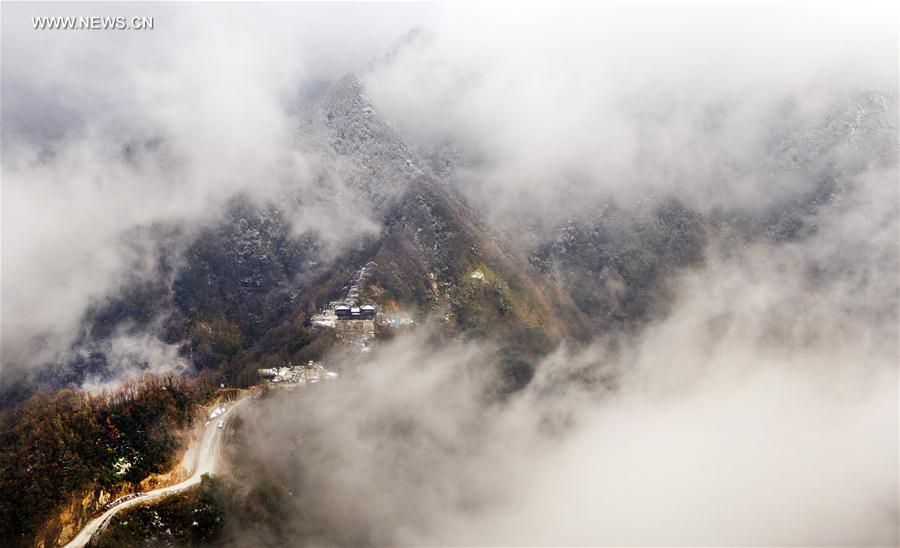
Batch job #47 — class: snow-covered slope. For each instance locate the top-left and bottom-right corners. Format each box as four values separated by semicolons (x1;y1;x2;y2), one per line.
299;73;423;210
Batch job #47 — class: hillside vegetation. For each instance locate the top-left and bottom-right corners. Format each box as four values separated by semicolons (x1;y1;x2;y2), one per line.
0;373;221;547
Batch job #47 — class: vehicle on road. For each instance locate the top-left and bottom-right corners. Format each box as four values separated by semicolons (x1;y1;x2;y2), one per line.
209;406;226;420
64;395;251;548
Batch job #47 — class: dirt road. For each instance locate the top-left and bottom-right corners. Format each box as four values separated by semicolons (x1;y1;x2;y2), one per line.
64;395;248;547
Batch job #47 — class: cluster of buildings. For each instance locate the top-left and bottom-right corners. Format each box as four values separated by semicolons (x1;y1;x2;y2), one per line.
310;302;378;327
307;263;381;352
258;361;339;386
311;261;379;326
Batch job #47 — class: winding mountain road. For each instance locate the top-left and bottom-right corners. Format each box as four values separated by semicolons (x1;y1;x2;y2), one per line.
64;395;249;548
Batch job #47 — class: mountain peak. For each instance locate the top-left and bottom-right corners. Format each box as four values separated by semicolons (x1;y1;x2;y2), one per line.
301;72;422;210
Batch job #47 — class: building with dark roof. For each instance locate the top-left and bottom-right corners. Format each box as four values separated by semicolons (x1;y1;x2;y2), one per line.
334;303;352;319
359;304;377;319
333;302;377;320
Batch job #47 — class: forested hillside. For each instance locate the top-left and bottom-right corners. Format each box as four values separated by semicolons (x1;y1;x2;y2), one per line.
0;373;223;547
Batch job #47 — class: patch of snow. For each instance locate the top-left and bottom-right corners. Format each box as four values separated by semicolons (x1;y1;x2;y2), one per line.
113;456;132;476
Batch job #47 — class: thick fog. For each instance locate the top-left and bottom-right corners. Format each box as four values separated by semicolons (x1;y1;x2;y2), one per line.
2;3;895;377
241;164;898;544
1;3;430;380
364;3;896;226
1;2;897;543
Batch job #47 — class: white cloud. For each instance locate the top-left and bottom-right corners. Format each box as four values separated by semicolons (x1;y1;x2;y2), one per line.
1;2;431;380
363;2;897;219
1;4;896;542
241;204;898;543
